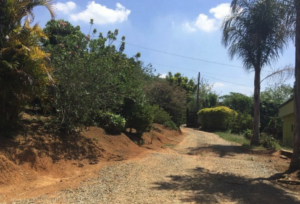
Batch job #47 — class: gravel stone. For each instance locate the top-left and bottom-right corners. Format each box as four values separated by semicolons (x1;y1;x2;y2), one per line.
9;128;300;204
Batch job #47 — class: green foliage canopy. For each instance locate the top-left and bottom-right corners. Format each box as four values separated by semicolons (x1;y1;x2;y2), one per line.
0;0;54;129
220;92;252;115
43;20;146;132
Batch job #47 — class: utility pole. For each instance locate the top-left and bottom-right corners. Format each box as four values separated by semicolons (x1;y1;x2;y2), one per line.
196;72;200;111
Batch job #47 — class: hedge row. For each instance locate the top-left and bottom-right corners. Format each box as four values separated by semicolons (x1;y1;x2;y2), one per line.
198;106;253;133
198;106;236;130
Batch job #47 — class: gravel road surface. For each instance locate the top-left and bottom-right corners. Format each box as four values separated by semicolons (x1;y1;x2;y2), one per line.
11;127;300;204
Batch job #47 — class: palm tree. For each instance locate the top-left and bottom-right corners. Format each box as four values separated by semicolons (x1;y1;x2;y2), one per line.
222;0;289;145
0;0;55;129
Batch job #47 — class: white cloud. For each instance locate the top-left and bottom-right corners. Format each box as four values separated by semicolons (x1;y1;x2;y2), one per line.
55;1;76;14
212;82;253;96
213;82;225;88
159;73;167;78
194;14;216;32
182;3;231;33
70;2;131;25
209;3;231;20
182;22;196;32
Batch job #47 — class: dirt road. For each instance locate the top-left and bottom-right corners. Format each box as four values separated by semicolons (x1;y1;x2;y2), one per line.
14;127;300;204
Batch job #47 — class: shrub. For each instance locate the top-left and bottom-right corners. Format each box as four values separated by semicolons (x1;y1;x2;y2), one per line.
126;103;155;134
163;121;178;130
96;111;126;135
262;116;283;139
144;81;186;126
230;113;253;134
260;133;282;150
153;105;172;124
198;106;237;130
243;129;252;139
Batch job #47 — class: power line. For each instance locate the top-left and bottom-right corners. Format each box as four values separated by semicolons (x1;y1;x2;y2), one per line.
90;37;273;73
116;40;273;73
203;75;253;88
145;61;253;87
118;40;245;68
147;62;253;87
149;62;253;81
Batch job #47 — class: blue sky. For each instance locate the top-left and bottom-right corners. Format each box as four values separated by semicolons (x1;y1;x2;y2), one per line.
33;0;295;96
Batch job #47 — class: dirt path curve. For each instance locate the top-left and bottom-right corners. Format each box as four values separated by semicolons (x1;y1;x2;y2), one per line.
15;128;300;204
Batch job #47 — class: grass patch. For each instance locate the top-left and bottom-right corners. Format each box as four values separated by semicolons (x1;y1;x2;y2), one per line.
215;132;250;146
161;143;176;149
215;131;281;150
163;121;178;130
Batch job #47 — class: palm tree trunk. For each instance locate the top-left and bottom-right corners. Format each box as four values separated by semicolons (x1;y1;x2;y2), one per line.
251;67;261;146
290;1;300;169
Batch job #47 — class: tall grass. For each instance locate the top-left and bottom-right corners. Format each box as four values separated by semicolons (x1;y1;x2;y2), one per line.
215;132;250;146
215;132;282;150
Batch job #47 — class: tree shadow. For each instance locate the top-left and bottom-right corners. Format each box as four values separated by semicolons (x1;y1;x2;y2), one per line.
122;129;143;144
185;144;277;159
152;167;299;204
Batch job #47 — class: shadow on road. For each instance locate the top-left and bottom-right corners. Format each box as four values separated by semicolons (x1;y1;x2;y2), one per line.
185;145;278;159
152;167;299;204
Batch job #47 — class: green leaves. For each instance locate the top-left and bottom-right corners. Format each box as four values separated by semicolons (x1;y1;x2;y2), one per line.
223;0;289;70
0;1;53;129
42;20;147;133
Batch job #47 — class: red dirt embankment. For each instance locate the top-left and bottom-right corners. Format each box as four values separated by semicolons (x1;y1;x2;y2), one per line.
0;123;184;202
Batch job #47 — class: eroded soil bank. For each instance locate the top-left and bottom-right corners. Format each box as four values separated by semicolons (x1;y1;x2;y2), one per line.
0;124;183;203
5;127;300;203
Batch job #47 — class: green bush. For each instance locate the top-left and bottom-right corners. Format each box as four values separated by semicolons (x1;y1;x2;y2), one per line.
126;103;155;134
163;120;178;130
262;116;283;139
230;113;253;134
96;111;126;135
153;105;172;124
260;133;282;150
243;129;252;139
198;106;236;130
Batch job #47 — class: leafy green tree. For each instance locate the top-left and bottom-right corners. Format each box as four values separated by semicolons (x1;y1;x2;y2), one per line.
222;0;289;145
43;20;144;132
258;84;292;141
144;80;186;126
166;72;197;101
0;0;54;129
220;92;252;115
43;19;87;50
260;84;293;104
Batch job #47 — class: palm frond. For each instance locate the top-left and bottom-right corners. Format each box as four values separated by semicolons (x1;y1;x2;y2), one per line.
261;66;294;83
222;0;289;71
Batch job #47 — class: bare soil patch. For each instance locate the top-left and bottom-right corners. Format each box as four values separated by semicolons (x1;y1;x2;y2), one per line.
0;121;184;203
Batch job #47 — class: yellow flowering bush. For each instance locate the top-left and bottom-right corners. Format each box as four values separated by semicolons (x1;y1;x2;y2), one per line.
198;106;237;130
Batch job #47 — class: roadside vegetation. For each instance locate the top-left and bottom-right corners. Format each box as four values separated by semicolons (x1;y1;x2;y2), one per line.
1;0;300;190
0;1;203;137
215;132;250;146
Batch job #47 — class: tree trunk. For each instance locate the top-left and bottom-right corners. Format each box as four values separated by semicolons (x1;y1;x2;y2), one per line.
290;1;300;169
196;72;200;111
251;67;261;146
